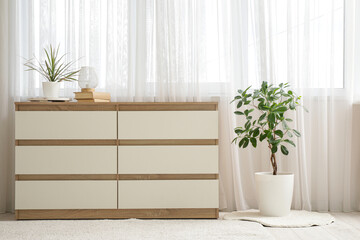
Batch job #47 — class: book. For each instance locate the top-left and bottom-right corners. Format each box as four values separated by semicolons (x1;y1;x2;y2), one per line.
28;97;71;102
74;91;111;100
77;99;111;102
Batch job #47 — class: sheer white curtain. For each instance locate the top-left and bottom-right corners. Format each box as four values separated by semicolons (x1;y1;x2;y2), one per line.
14;0;237;102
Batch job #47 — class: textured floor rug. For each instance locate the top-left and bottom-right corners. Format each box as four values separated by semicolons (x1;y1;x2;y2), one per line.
0;218;275;240
223;210;335;228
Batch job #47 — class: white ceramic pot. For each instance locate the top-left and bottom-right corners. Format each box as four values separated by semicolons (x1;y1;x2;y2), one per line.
42;82;60;98
255;172;294;217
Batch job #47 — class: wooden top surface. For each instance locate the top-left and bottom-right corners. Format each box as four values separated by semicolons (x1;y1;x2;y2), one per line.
14;102;218;111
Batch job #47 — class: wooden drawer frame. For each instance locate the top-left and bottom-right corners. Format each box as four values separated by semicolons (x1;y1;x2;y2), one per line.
14;102;219;220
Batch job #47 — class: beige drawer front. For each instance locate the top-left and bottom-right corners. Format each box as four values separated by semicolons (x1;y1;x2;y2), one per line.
15;146;117;174
118;180;219;209
118;146;218;174
118;111;218;139
15;181;117;209
15;111;117;139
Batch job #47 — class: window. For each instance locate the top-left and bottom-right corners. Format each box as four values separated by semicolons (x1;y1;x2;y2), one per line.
248;0;344;88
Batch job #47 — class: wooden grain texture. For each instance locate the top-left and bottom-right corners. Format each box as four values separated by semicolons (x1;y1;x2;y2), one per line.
16;140;118;146
118;102;218;111
15;174;217;180
15;102;118;111
15;139;217;146
14;102;218;111
16;174;117;180
16;209;218;219
118;174;218;180
119;139;218;145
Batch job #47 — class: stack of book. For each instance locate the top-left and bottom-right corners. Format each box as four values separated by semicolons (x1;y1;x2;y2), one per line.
74;91;111;102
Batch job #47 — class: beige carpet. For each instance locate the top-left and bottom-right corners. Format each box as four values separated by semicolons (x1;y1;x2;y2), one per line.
0;218;275;240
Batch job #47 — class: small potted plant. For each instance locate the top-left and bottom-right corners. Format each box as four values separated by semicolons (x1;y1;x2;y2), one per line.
24;44;80;98
231;81;307;217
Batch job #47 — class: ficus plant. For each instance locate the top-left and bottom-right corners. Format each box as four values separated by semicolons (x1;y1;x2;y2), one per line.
231;81;307;175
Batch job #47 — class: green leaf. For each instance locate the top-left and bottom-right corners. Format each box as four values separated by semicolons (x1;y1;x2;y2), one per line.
271;145;278;153
293;129;301;137
239;138;246;148
243;138;250;148
235;129;243;134
274;130;283;138
260;133;267;142
284;139;296;147
285;118;293;122
231;137;237;144
268;113;276;124
258;113;266;122
237;101;243;108
281;145;289;155
252;128;260;137
250;138;257;148
245;121;251;130
230;95;241;103
242;86;252;95
282;120;290;130
289;101;296;110
234;111;244;115
273;106;288;113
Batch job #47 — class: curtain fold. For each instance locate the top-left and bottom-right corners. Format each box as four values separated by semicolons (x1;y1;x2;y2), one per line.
1;0;360;213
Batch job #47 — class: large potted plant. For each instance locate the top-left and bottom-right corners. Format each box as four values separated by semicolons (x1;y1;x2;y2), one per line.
24;44;80;98
231;81;307;217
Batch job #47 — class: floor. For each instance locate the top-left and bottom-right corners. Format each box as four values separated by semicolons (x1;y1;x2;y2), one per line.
1;212;360;240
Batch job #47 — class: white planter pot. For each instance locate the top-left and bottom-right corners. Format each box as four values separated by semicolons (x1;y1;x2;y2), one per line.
255;172;294;217
42;82;60;98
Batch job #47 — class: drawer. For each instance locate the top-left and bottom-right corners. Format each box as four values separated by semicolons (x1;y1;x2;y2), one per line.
15;146;117;174
15;111;117;139
118;111;218;139
118;180;219;209
118;146;218;174
15;181;117;209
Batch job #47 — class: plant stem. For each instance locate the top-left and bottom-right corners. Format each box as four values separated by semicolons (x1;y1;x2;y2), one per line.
271;153;277;175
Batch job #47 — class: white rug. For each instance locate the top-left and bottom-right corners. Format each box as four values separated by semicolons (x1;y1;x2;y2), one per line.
223;210;335;228
0;218;276;240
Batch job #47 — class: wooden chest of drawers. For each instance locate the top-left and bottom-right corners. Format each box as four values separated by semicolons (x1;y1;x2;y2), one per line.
14;102;219;220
